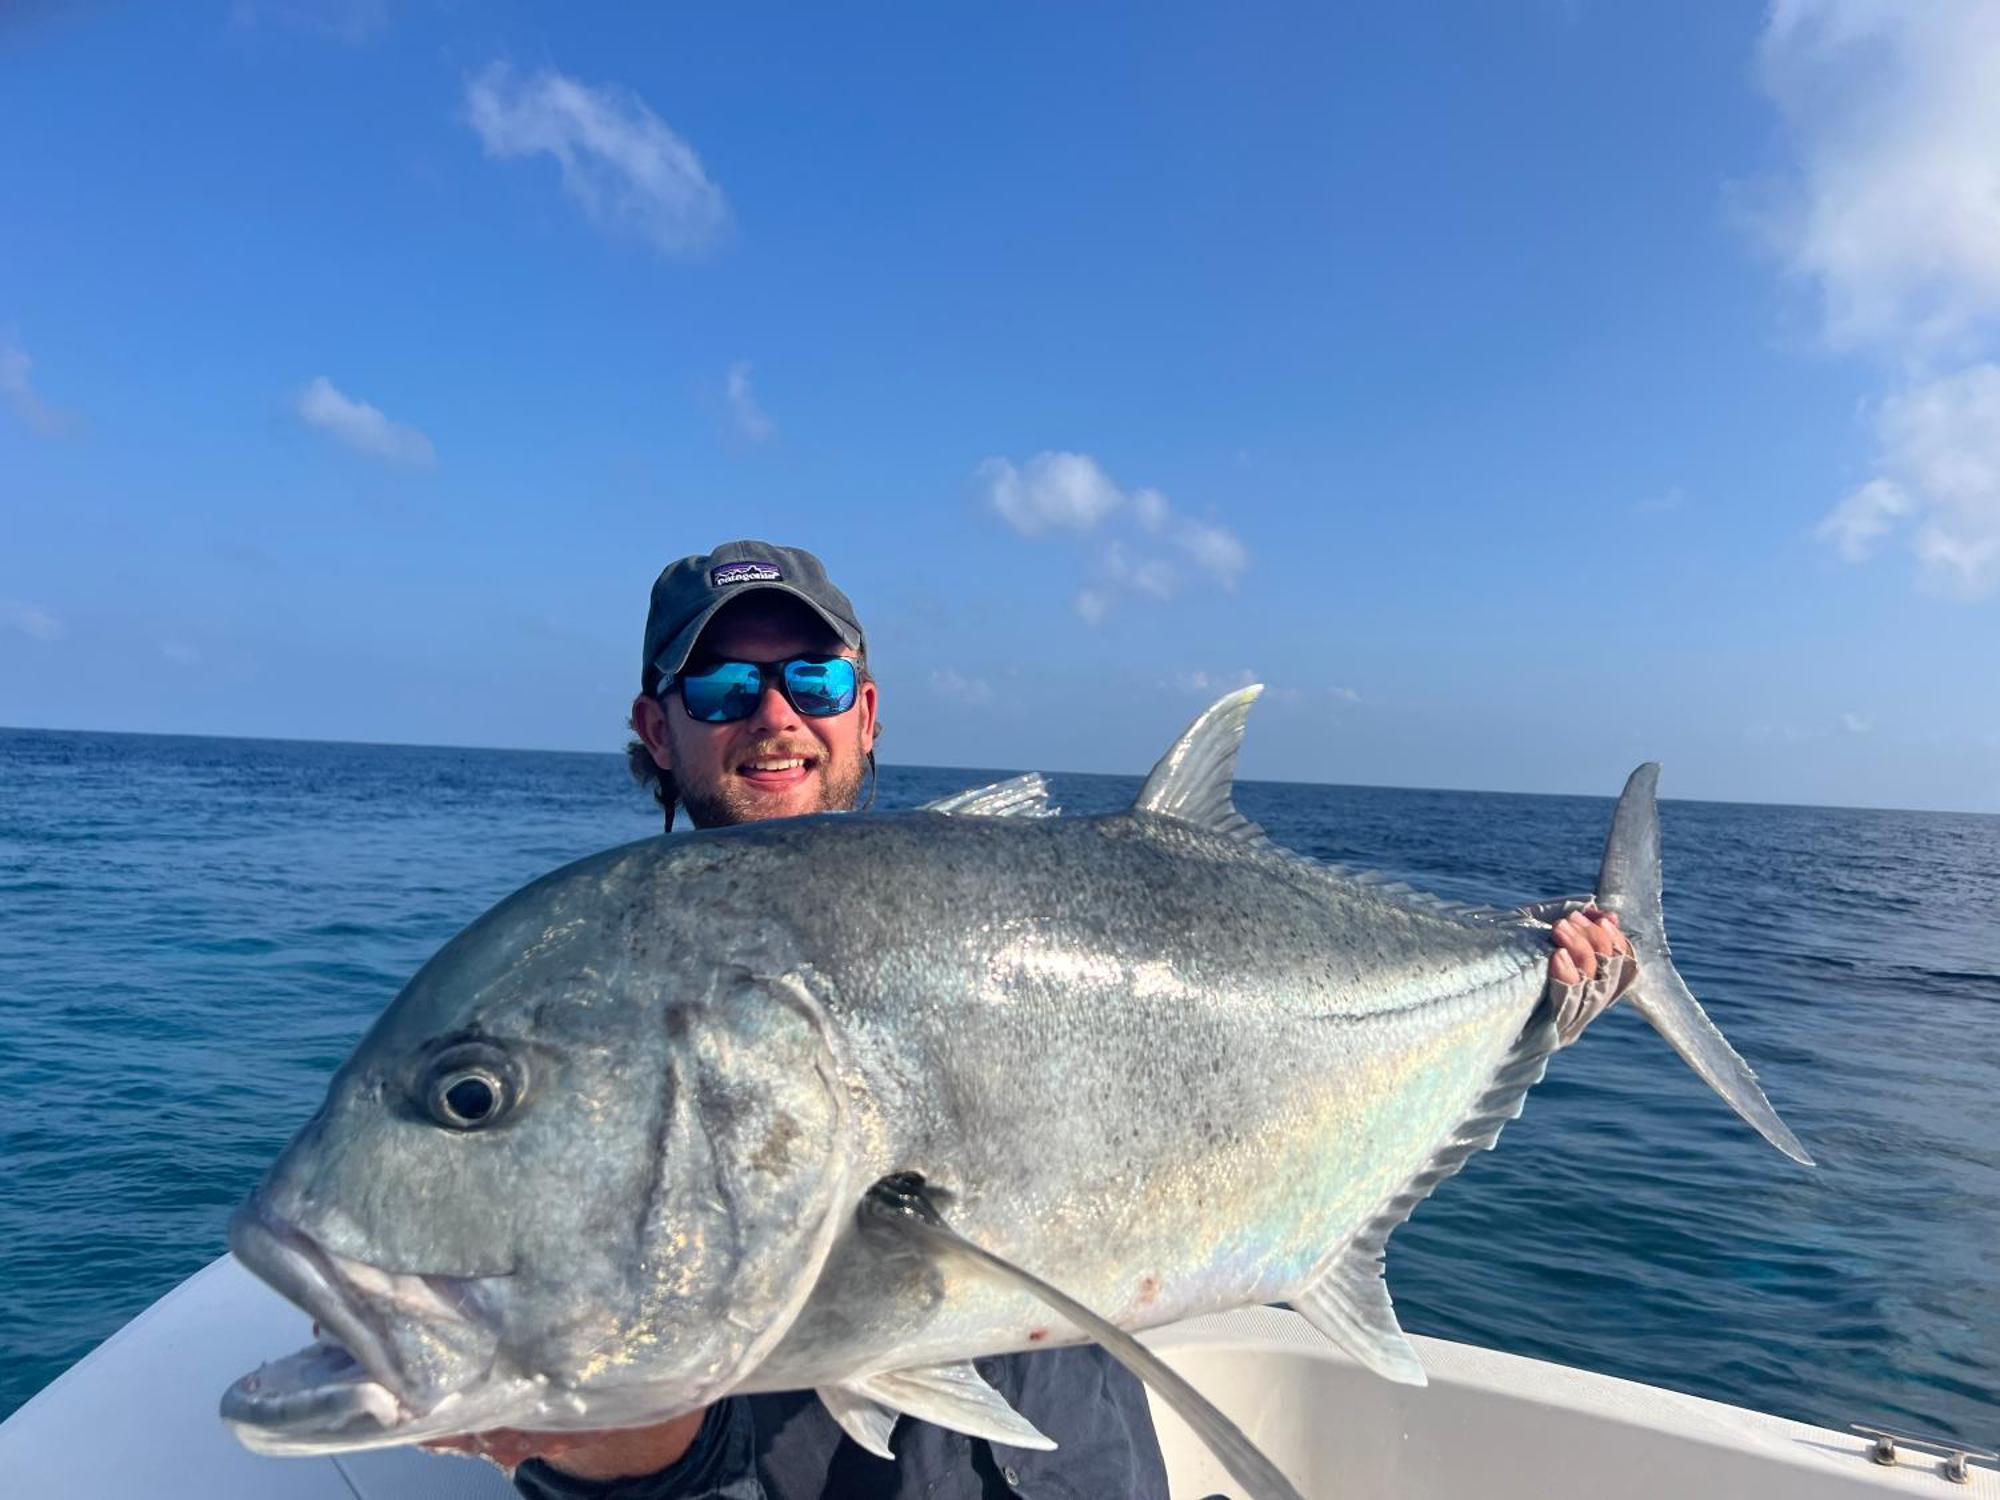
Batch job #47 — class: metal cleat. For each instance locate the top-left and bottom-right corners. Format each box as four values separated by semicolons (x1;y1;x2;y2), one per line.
1850;1424;1998;1485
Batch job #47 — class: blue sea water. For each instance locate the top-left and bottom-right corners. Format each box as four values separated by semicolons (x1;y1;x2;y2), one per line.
1;728;1995;1448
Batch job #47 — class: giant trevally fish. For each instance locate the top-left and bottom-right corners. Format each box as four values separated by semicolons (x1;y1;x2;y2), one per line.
221;688;1809;1493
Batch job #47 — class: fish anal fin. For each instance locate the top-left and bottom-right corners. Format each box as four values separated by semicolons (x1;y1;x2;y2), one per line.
836;1361;1056;1453
1293;1021;1559;1386
922;773;1059;818
817;1384;900;1459
1133;687;1270;845
1292;1251;1426;1387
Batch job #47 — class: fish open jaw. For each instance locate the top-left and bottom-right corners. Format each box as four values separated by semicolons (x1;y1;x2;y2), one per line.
221;1337;409;1453
220;1205;499;1453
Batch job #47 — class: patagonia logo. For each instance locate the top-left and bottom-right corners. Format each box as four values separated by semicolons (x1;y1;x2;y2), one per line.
710;561;783;587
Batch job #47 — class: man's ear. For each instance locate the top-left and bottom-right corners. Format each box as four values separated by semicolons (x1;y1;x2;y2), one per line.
856;677;879;755
632;694;676;772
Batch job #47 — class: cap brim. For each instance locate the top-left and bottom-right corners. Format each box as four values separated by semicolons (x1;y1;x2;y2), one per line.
652;582;864;679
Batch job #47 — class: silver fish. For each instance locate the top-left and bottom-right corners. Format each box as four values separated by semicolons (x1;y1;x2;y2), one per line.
221;687;1809;1483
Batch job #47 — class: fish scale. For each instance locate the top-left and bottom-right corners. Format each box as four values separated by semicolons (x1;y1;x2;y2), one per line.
727;817;1545;1375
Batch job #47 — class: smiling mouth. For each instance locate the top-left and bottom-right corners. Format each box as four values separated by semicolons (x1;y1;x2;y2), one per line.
736;754;819;787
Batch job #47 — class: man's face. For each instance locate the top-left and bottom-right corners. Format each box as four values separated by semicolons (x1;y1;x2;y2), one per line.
631;595;878;829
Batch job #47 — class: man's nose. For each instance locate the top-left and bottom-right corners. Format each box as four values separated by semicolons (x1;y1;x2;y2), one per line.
744;675;803;733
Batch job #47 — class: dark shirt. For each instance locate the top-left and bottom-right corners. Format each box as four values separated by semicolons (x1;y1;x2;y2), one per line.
512;1346;1169;1500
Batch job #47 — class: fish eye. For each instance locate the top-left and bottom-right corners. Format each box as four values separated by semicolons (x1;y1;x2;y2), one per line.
434;1069;502;1127
419;1042;521;1131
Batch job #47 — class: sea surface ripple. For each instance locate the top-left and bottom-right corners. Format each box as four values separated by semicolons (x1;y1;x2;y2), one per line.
1;729;1994;1445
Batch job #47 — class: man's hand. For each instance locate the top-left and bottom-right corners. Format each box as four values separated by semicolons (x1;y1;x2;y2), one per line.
1546;907;1636;1046
1550;907;1626;988
424;1409;707;1479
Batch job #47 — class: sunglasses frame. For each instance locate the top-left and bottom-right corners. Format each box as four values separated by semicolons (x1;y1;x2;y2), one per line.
664;653;861;724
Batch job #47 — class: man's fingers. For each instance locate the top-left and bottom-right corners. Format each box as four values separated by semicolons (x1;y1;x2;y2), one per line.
1577;907;1633;958
1553;916;1598;981
1551;947;1580;987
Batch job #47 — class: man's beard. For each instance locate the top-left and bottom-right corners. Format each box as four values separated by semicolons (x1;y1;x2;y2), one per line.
677;748;867;829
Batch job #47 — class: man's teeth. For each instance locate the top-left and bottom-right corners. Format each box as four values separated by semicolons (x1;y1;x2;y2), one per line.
745;758;808;772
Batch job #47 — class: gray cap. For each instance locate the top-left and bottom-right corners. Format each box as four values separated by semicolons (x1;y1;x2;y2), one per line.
642;539;865;684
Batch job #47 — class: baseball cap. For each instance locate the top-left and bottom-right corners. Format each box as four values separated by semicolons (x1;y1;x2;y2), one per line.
642;540;865;684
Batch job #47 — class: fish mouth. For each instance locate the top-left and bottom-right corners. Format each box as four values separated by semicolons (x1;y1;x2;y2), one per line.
221;1204;503;1453
220;1337;409;1452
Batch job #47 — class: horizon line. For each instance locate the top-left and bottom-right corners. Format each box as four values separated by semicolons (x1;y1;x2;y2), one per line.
2;720;1990;822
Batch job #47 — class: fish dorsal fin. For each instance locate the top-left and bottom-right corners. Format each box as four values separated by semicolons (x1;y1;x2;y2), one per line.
819;1361;1056;1458
1290;1016;1559;1384
921;772;1059;818
1133;686;1268;844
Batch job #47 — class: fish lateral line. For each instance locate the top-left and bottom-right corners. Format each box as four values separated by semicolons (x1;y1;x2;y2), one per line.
858;1173;1307;1500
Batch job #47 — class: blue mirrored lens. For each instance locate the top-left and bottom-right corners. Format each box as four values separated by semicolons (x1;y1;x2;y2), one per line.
782;657;858;716
675;657;858;722
679;660;766;722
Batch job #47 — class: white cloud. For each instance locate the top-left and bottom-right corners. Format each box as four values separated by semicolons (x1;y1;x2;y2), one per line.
977;450;1251;623
1;601;64;641
1822;368;2000;593
1761;0;2000;354
1173;518;1249;588
1329;686;1361;704
1102;541;1177;600
295;377;436;468
929;667;993;705
1;338;73;437
1842;711;1873;734
981;452;1125;537
1816;477;1911;562
726;361;774;442
1759;3;2000;596
464;64;728;257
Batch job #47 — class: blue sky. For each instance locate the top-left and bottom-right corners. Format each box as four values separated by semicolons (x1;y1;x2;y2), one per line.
3;2;1997;811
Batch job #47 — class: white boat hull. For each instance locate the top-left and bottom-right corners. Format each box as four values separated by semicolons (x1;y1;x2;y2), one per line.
1;1256;1986;1497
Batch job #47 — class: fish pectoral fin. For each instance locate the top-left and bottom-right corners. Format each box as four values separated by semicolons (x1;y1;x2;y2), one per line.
861;1174;1306;1500
817;1384;902;1460
1292;1248;1427;1386
831;1362;1057;1453
921;773;1059;818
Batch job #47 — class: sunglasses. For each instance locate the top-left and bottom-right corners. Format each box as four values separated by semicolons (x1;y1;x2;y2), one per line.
667;655;860;724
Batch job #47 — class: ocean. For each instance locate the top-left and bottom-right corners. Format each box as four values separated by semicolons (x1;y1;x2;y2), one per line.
1;727;1995;1448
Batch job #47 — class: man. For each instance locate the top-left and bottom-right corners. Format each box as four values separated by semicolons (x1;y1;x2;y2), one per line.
471;538;1632;1499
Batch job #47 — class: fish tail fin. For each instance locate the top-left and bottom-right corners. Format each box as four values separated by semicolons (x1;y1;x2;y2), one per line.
1595;764;1813;1166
